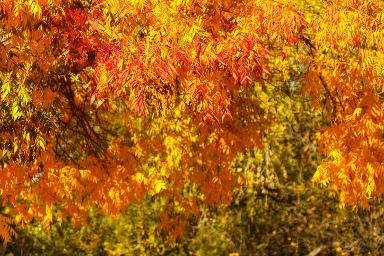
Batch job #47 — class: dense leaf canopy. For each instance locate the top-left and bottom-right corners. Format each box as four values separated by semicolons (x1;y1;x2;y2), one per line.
0;0;383;242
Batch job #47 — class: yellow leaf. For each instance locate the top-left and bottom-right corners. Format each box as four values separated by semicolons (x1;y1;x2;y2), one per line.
353;108;362;117
154;180;166;194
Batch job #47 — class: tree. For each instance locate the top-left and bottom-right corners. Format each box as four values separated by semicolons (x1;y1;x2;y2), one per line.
7;80;384;256
0;0;382;242
306;0;384;208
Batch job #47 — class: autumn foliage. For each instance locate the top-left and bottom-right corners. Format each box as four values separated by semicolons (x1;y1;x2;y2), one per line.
0;0;383;242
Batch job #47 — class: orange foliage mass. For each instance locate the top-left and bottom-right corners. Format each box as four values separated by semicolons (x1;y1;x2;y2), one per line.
0;0;382;242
